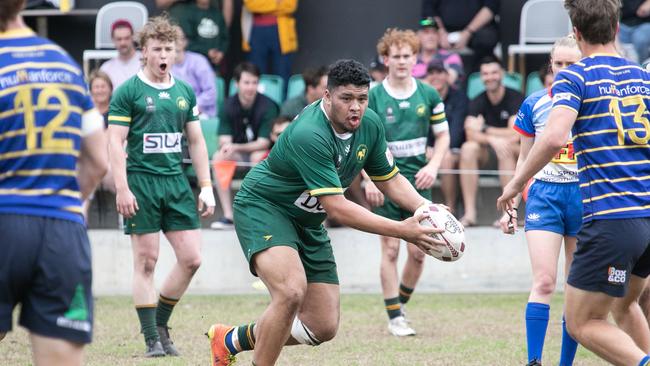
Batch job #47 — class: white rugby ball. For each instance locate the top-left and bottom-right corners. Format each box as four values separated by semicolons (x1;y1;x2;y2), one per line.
414;204;466;262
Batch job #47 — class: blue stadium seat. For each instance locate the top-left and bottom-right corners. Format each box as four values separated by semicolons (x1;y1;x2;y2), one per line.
286;74;305;100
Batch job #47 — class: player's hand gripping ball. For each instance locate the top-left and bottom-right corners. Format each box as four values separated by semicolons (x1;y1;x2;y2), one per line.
415;203;466;262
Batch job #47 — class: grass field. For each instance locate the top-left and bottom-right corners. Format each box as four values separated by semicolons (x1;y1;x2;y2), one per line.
3;293;608;365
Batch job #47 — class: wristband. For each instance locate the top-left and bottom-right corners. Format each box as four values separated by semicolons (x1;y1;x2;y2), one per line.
199;179;212;188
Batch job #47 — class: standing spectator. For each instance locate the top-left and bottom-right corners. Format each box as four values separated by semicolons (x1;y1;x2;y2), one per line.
619;0;650;63
242;0;298;90
157;0;234;28
280;65;328;119
210;62;279;230
413;17;464;86
422;0;499;69
369;55;388;87
89;70;116;193
425;60;469;214
169;0;229;70
100;19;141;90
459;55;523;226
172;26;218;118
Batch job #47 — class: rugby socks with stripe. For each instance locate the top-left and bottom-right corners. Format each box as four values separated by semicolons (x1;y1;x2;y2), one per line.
525;302;549;363
135;304;159;342
398;283;414;305
384;297;402;319
639;355;650;366
559;315;578;365
224;322;256;354
156;294;179;327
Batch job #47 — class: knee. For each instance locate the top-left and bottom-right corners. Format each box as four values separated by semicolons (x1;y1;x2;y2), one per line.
565;317;581;341
459;142;480;163
532;274;556;297
275;283;307;311
135;252;158;276
408;247;426;265
313;321;339;343
182;255;201;274
383;244;400;263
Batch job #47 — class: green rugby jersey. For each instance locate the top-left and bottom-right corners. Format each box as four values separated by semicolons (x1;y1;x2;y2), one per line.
108;71;199;175
235;100;398;227
369;78;448;179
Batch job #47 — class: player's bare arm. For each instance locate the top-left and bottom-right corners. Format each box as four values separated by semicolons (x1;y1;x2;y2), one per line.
186;121;215;217
415;128;449;189
108;124;138;218
318;193;444;253
361;170;385;207
497;107;576;212
498;134;533;234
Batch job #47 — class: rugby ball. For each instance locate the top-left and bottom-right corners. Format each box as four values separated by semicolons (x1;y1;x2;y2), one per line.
414;204;466;262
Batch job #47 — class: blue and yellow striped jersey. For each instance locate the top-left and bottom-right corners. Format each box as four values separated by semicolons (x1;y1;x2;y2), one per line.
552;54;650;222
0;28;94;224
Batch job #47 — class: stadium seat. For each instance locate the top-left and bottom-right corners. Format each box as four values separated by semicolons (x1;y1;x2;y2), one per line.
466;72;523;100
228;74;285;105
507;0;572;75
286;74;305;100
82;1;148;76
184;118;220;182
216;76;225;112
525;71;545;96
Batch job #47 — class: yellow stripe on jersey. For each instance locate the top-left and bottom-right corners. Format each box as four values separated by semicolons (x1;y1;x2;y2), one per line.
0;104;83;120
0;44;66;56
575;111;646;121
578;159;650;173
553;105;579;115
585;78;650;86
559;69;585;82
0;126;80;143
0;83;87;98
0;148;79;161
63;206;83;214
583;63;645;72
573;128;647;139
369;166;399;182
552;79;572;88
0;61;81;77
0;28;34;39
108;115;132;123
309;187;344;196
583;190;650;204
0;188;80;199
0;168;76;180
580;174;650;188
583;94;650;104
575;144;650;157
584;203;650;220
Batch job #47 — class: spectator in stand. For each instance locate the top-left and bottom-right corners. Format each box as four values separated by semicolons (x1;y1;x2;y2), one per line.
261;116;292;159
168;0;229;70
539;63;553;89
458;55;523;226
242;0;298;90
422;0;499;70
369;55;388;87
100;19;141;90
156;0;234;28
211;62;279;230
619;0;650;63
413;17;464;87
424;60;469;214
88;71;116;194
280;65;328;119
172;26;218;118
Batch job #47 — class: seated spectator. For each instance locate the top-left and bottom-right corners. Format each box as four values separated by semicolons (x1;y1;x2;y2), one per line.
88;70;115;194
424;60;469;214
619;0;650;63
157;0;234;28
261;116;292;159
172;26;218;118
211;62;279;229
369;56;388;87
539;63;553;89
422;0;499;70
169;0;229;69
458;55;523;226
279;65;328;119
413;17;464;87
100;19;140;90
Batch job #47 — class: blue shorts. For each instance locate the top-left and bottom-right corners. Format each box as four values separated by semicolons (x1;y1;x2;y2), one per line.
0;214;93;343
524;180;582;236
568;218;650;297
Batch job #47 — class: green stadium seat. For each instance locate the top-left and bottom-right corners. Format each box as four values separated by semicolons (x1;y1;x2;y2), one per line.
228;74;285;105
184;118;220;182
525;71;545;96
216;76;225;111
286;74;305;100
466;72;524;100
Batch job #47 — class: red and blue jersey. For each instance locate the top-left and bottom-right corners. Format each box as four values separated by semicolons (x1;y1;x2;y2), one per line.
552;54;650;222
0;28;95;224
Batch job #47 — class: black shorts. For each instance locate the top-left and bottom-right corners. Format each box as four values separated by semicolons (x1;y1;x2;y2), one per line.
0;214;93;343
567;218;650;297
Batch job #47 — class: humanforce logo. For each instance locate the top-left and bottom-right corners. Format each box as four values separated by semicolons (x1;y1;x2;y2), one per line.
597;84;650;97
0;69;74;89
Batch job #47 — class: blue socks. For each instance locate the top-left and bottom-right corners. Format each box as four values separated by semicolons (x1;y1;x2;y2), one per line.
559;315;578;365
525;302;550;362
639;355;650;366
